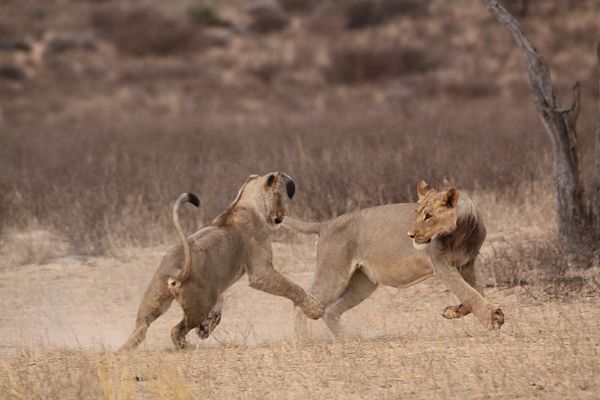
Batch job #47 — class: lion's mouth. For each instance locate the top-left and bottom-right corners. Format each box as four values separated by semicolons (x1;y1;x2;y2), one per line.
414;237;431;245
274;217;283;224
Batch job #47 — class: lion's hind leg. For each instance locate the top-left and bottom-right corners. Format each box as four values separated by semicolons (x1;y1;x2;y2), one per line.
170;282;213;349
197;295;223;339
120;277;174;351
323;269;378;336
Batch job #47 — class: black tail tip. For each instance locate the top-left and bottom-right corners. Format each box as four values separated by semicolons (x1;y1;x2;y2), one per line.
185;192;201;207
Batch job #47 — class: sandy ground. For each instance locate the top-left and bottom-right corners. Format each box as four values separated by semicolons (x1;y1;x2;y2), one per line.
0;238;599;398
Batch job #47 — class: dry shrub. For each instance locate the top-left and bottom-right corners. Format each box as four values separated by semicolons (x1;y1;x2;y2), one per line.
248;61;282;83
484;237;563;287
443;78;500;98
0;65;26;81
326;42;440;83
344;0;430;30
0;228;71;269
277;0;317;13
91;8;197;56
481;236;599;296
0;93;551;255
186;3;231;28
306;2;346;34
248;3;290;34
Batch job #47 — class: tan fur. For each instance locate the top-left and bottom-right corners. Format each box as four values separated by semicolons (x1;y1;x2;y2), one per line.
409;180;504;330
120;172;324;351
171;193;198;283
286;180;503;339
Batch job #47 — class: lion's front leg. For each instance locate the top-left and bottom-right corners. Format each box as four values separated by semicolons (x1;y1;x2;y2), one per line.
247;264;324;320
246;245;324;320
432;258;504;330
197;295;224;339
442;260;482;320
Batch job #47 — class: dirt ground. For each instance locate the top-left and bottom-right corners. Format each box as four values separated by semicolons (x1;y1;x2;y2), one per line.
0;236;598;399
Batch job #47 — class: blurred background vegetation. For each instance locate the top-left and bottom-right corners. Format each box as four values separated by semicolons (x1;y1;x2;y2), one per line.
0;0;598;276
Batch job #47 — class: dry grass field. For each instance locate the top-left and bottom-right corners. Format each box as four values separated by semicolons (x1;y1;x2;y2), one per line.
1;0;599;398
1;236;599;399
1;188;599;399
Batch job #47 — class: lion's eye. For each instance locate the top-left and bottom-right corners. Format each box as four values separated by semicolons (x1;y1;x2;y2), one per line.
424;213;432;221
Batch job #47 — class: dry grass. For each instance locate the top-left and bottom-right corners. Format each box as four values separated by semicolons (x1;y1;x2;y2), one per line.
0;96;555;255
0;181;598;399
2;325;599;400
0;231;598;399
326;41;441;83
343;0;430;29
1;184;598;399
90;8;200;56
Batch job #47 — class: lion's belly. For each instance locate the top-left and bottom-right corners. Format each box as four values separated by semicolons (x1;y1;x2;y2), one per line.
360;254;433;288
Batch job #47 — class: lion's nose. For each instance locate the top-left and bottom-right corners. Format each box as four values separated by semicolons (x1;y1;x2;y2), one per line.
274;211;284;224
408;232;415;238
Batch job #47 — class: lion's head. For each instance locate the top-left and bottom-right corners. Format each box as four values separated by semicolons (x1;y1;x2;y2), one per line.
213;172;296;228
408;180;460;250
259;171;296;226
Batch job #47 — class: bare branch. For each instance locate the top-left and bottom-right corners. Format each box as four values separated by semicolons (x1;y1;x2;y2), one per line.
483;0;555;107
562;82;581;129
481;0;589;242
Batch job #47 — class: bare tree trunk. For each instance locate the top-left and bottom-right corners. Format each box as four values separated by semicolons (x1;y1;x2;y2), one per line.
482;0;598;246
591;43;600;242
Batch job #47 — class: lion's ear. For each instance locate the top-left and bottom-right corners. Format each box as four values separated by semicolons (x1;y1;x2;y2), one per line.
281;173;296;199
417;180;431;200
444;188;460;208
266;174;276;187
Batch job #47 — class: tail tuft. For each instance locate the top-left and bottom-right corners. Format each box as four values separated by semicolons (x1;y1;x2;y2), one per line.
184;192;201;208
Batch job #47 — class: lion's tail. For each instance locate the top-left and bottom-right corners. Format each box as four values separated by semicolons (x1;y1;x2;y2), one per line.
173;192;201;282
282;217;323;235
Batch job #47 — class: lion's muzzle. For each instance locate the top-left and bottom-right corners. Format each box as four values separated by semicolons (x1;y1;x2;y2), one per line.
272;210;285;225
265;209;285;225
408;231;431;245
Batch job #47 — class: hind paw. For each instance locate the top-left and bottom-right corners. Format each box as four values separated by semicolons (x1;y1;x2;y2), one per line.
488;307;504;330
197;311;222;339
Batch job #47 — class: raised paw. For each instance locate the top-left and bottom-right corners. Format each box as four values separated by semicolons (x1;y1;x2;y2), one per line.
301;294;325;320
442;304;471;319
442;305;462;319
196;311;222;339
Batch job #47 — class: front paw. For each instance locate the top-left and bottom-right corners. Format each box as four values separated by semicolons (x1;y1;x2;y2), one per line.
442;305;462;319
301;294;324;319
